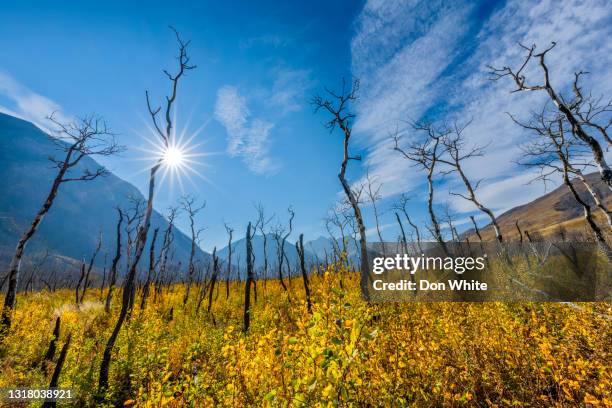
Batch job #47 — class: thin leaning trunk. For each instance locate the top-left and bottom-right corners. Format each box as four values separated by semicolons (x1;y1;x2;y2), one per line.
99;162;160;393
2;163;67;335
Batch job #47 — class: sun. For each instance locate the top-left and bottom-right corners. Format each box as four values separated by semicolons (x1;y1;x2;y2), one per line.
133;116;218;195
163;145;185;168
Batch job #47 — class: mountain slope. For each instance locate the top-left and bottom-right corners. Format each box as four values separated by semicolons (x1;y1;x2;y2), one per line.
0;112;209;275
469;172;612;241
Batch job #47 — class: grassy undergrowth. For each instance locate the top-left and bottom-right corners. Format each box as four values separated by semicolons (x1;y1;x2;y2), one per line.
0;264;610;407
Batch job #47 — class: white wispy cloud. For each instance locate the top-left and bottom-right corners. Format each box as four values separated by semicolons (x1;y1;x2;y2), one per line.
0;71;71;131
268;67;314;114
350;0;612;220
214;85;277;175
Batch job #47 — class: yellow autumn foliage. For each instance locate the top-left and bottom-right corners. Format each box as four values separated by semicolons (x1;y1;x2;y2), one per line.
0;263;610;407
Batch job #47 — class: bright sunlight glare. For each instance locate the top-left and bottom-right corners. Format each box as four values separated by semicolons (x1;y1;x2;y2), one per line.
163;145;185;168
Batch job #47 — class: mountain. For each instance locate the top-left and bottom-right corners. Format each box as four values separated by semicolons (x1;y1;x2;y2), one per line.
468;172;612;241
0;113;210;280
217;233;317;278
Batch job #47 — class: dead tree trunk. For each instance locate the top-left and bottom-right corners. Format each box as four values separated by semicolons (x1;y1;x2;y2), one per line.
42;334;71;408
441;125;503;243
489;42;612;190
181;196;205;306
393;124;448;254
313;79;371;300
99;253;108;301
224;224;233;300
575;171;612;228
99;27;195;395
154;208;176;302
78;233;102;304
2;115;120;336
296;234;312;314
140;227;159;311
394;212;408;253
75;260;85;305
41;316;61;372
243;223;254;332
207;247;219;314
105;208;123;313
470;216;483;242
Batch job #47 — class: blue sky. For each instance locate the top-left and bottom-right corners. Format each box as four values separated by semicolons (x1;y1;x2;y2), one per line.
1;0;611;250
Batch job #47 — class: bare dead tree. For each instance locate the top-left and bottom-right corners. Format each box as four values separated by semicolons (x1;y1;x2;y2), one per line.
394;212;408;253
489;42;612;190
140;227;159;311
512;105;612;230
243;222;255;332
515;220;524;243
99;27;195;395
393;193;423;254
296;234;313;314
23;250;50;294
105;208;124;313
365;170;385;248
1;114;122;336
154;207;177;302
181;195;205;306
325;203;350;264
76;232;102;304
255;204;274;292
470;216;483;242
42;334;71;408
393;123;448;254
223;223;234;300
99;253;108;301
442;204;459;242
207;247;219;316
313;79;371;299
439;122;503;243
41;316;61;373
123;196;144;276
273;206;294;291
517;114;612;258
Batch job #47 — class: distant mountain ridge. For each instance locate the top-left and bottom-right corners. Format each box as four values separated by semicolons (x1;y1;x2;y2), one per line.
0;112;210;280
466;172;612;241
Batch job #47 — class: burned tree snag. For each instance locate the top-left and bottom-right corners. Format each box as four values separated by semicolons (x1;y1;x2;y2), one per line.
440;123;503;243
181;195;205;306
243;223;254;332
41;316;61;372
313;79;372;299
224;223;233;300
42;334;71;408
140;227;159;311
77;233;102;304
470;216;483;242
2;115;122;336
296;234;312;314
99;27;195;395
207;247;219;314
489;42;612;190
105;208;124;313
393;123;448;255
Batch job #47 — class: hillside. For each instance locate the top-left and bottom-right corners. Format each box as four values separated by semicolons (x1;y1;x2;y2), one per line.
0;113;210;279
469;172;612;241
